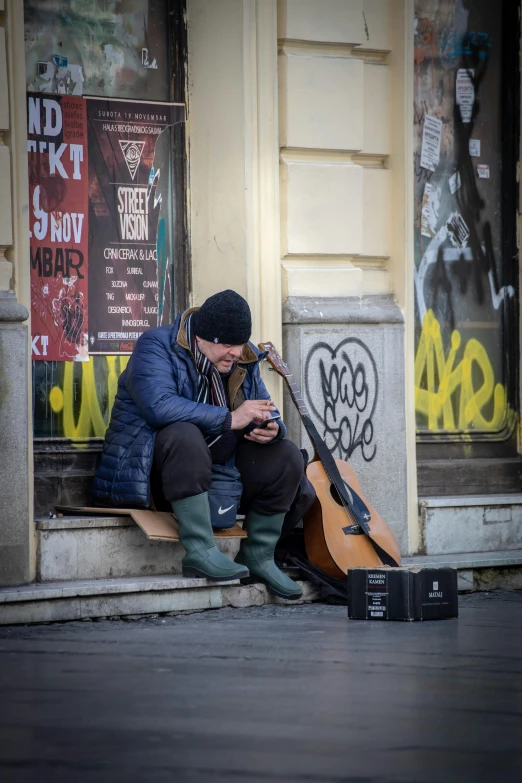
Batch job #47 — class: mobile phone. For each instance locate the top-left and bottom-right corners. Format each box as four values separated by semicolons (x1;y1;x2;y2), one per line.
245;414;281;434
258;414;282;429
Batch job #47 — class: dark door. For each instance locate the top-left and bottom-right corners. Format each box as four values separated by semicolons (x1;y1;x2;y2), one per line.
25;0;189;513
413;0;521;495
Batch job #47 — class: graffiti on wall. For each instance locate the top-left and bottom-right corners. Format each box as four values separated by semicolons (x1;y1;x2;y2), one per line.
413;0;515;436
304;338;378;463
33;355;129;440
414;309;510;432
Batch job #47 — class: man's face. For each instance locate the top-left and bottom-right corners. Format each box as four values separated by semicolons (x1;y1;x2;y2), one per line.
196;336;243;372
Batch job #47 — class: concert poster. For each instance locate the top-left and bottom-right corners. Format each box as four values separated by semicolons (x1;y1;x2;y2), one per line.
28;93;89;361
86;98;184;354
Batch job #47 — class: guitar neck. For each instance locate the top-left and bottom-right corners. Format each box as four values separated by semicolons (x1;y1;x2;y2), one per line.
259;340;376;538
283;375;310;421
257;340;315;450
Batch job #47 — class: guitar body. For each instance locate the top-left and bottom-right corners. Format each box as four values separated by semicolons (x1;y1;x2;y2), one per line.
304;459;402;580
256;340;402;582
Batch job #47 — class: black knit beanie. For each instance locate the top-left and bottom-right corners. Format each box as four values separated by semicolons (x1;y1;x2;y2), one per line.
192;289;252;345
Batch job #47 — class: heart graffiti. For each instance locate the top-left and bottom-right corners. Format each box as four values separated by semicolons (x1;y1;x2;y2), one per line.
304;338;378;462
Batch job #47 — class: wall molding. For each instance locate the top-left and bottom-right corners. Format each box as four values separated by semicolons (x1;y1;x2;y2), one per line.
278;39;357;58
352;48;390;65
278;39;390;65
282;253;389;270
243;0;282;403
281;147;389;168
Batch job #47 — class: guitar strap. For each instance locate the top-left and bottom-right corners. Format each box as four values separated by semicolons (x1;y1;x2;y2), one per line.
303;416;399;568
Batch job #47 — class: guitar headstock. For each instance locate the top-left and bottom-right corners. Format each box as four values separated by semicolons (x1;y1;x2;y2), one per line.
258;342;291;378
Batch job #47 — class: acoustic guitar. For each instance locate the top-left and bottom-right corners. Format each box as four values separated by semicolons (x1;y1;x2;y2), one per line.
259;342;401;580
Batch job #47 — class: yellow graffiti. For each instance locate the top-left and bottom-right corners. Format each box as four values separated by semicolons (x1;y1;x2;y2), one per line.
415;310;507;432
49;356;129;441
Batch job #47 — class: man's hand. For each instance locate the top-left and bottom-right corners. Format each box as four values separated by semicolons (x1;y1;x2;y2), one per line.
244;420;280;443
231;399;276;430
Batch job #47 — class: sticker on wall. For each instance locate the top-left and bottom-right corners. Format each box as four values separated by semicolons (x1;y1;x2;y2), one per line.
28;93;89;362
477;164;490;179
420;115;442;172
469;139;481;157
449;171;462;194
420;183;433;238
446;212;470;249
35;59;84;96
420;183;441;238
86;98;185;354
456;68;475;123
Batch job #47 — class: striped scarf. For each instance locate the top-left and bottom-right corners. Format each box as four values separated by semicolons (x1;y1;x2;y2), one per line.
185;312;229;409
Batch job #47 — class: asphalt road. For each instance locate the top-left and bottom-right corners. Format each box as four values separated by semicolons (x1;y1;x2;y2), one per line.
0;592;521;783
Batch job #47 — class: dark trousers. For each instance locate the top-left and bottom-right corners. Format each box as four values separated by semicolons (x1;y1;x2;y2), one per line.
151;422;314;523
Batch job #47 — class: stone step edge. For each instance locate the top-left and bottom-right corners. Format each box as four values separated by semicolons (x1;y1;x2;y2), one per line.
419;494;522;509
35;514;246;532
403;550;522;570
0;574;242;604
7;551;521;600
36;515;136;530
403;551;522;594
0;578;320;626
1;559;522;625
3;550;522;603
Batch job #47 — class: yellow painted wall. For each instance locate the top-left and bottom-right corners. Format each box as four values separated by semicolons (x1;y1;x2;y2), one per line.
186;0;249;306
278;0;403;299
277;0;419;548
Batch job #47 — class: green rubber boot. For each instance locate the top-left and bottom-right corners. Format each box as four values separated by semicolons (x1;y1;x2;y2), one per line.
235;510;303;600
171;492;249;582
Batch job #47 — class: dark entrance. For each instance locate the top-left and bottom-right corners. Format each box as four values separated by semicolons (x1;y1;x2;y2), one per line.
25;0;189;513
413;0;521;496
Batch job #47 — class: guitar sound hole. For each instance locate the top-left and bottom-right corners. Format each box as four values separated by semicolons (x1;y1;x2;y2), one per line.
330;484;362;532
330;484;344;507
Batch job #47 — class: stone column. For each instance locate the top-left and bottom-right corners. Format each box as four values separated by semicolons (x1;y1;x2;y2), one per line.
283;295;409;556
0;293;30;585
0;2;32;585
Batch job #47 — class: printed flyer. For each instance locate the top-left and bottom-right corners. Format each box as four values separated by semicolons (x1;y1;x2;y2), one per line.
28;93;89;361
86;98;184;354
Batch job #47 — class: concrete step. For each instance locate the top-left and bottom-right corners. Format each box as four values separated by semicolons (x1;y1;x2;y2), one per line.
35;514;244;582
419;494;522;555
404;549;522;592
0;573;320;626
3;547;521;626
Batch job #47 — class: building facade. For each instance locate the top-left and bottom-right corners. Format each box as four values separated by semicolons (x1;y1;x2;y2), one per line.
0;0;520;587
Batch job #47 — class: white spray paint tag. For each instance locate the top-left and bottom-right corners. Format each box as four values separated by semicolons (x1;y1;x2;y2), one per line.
446;212;470;249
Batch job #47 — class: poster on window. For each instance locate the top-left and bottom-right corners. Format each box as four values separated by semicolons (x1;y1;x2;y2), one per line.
86;98;184;354
28;93;89;361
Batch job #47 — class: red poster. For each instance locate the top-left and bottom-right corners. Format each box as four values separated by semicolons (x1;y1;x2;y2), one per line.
28;94;89;361
86;98;183;354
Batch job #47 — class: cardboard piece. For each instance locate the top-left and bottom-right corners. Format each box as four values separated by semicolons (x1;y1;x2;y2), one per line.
55;505;248;541
347;567;458;621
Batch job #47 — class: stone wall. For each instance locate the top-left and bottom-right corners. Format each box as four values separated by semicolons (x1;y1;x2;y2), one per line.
0;2;32;585
282;296;408;555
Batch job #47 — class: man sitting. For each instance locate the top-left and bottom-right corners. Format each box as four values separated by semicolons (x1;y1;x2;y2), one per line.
93;289;310;600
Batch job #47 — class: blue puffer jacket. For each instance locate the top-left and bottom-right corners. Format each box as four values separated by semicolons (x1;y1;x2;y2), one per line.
93;308;286;508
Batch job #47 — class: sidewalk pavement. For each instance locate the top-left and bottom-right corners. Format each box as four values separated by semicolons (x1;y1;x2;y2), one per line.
0;591;521;783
